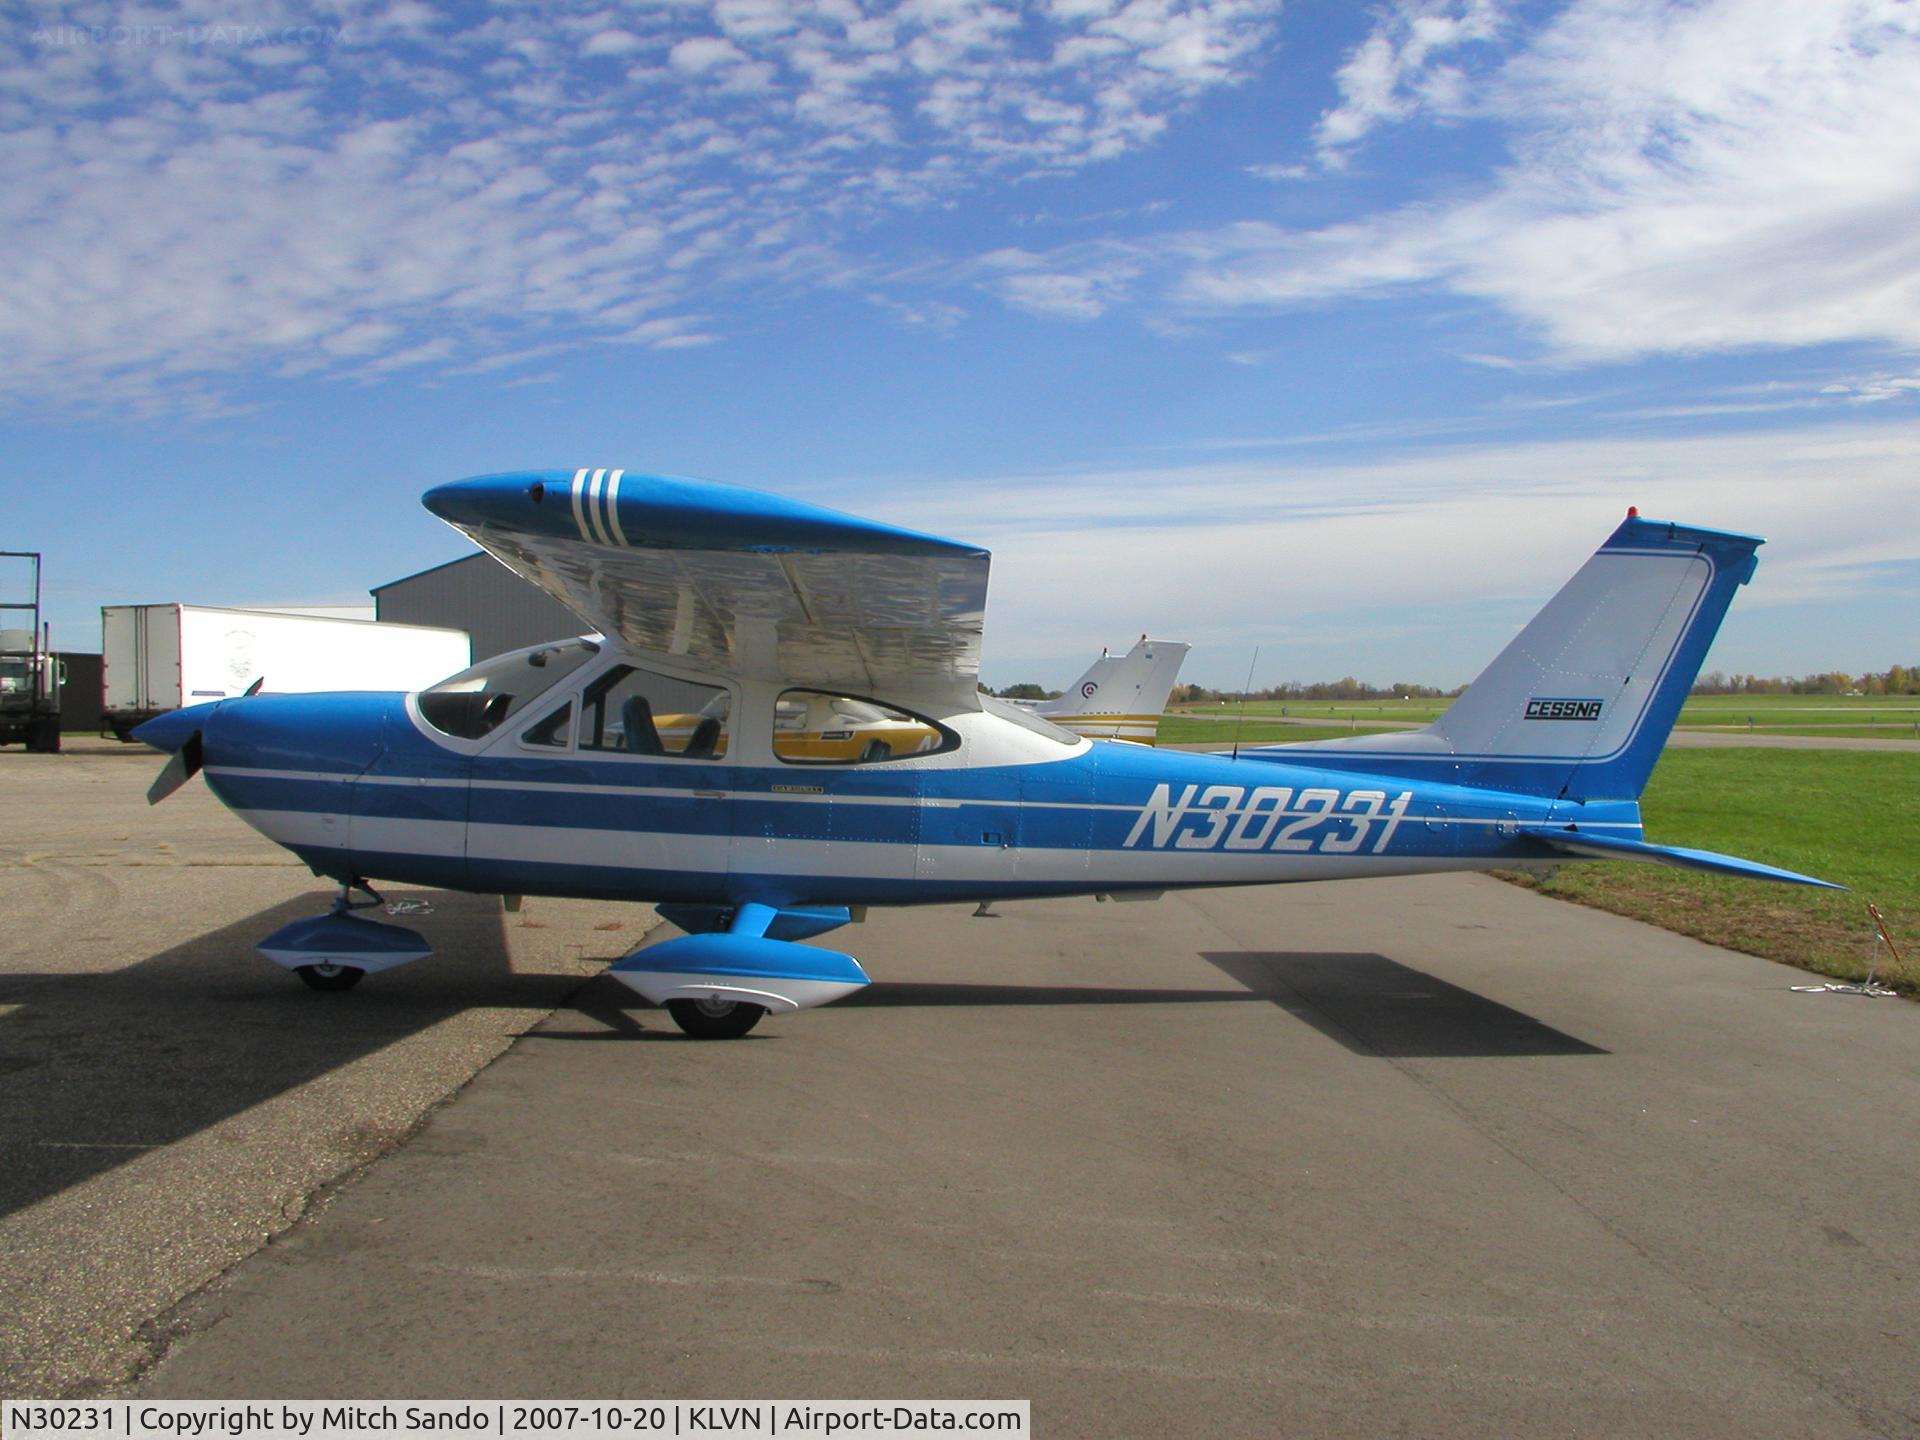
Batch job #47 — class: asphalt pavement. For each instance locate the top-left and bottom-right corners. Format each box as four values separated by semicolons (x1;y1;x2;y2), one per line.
139;881;1919;1437
5;739;1917;1437
0;740;641;1396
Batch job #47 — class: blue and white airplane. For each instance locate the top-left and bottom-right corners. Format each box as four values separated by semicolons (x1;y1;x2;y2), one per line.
136;471;1836;1037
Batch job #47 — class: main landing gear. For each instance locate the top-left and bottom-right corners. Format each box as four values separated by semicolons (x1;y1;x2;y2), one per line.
607;904;871;1040
666;995;767;1040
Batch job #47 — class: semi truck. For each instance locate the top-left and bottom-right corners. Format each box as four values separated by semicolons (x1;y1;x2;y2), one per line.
102;604;471;740
1;552;63;753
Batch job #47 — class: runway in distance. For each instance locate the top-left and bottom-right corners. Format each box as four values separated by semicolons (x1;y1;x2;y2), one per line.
136;470;1837;1037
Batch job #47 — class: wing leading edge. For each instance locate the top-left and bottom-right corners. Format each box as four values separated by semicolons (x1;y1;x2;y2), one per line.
425;470;990;702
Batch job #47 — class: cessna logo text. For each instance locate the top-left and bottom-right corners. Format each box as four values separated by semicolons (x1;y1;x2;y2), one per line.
1124;784;1412;855
1525;697;1603;721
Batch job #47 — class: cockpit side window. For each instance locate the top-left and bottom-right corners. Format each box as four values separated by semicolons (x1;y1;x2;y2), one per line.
418;640;599;740
521;701;573;749
577;665;729;759
772;689;956;765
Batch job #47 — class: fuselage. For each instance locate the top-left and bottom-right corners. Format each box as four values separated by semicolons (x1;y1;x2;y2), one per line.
154;639;1643;913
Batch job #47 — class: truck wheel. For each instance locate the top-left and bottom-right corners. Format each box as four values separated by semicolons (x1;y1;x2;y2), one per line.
27;717;60;753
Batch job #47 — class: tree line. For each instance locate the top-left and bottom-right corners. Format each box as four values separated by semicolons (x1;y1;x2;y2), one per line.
1691;665;1920;695
985;663;1920;704
1168;679;1463;704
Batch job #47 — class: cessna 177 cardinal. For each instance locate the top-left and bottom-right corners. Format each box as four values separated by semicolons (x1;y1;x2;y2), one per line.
136;470;1836;1037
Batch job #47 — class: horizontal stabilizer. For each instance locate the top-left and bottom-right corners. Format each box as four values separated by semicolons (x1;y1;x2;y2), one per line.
1519;827;1843;889
610;933;870;1012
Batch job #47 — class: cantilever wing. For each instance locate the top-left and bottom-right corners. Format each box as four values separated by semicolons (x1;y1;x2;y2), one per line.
425;470;990;703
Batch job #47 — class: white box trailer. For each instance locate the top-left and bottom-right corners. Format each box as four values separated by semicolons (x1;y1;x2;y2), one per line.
103;604;471;739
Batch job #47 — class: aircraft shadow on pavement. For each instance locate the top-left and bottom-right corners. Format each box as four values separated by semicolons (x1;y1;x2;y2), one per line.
0;890;590;1221
542;974;1264;1039
1204;951;1608;1059
842;980;1267;1008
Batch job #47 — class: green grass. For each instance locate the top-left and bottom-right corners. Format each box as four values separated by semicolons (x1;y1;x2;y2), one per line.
1717;725;1920;739
1502;749;1920;992
1160;696;1917;985
1675;695;1920;727
1159;698;1920;744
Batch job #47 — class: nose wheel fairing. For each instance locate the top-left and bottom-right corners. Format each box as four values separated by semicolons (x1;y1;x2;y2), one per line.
256;880;432;990
256;909;433;975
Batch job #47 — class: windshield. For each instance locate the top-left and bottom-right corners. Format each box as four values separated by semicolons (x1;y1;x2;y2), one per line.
418;639;600;740
982;695;1080;745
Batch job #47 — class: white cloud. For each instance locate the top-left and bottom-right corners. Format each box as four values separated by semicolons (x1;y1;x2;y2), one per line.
1172;1;1920;361
1822;373;1920;405
976;246;1141;319
867;295;967;332
860;419;1920;685
993;271;1129;320
668;35;748;72
582;29;647;57
362;336;458;373
1314;0;1504;164
0;0;1282;414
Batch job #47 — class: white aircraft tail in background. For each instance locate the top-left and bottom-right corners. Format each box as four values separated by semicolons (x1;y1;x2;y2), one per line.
1035;635;1191;743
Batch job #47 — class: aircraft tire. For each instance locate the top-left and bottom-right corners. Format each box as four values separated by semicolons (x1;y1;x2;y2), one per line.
295;963;366;992
666;997;765;1039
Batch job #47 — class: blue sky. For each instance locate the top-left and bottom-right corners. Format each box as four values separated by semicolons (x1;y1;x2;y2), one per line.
5;0;1918;690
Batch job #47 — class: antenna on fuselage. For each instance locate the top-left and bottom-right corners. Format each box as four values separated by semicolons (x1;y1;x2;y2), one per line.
1230;647;1260;761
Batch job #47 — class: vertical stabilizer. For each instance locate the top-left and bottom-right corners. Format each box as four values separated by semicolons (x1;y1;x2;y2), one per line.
1036;635;1191;742
1250;515;1762;800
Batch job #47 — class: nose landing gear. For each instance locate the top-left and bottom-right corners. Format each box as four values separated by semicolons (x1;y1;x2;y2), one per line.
257;879;433;991
296;960;366;992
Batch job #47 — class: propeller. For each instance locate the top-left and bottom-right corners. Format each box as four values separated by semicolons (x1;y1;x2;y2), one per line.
147;729;203;805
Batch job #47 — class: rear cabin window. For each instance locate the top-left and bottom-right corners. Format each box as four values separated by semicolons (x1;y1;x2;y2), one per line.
772;689;955;765
577;666;729;759
418;640;599;740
